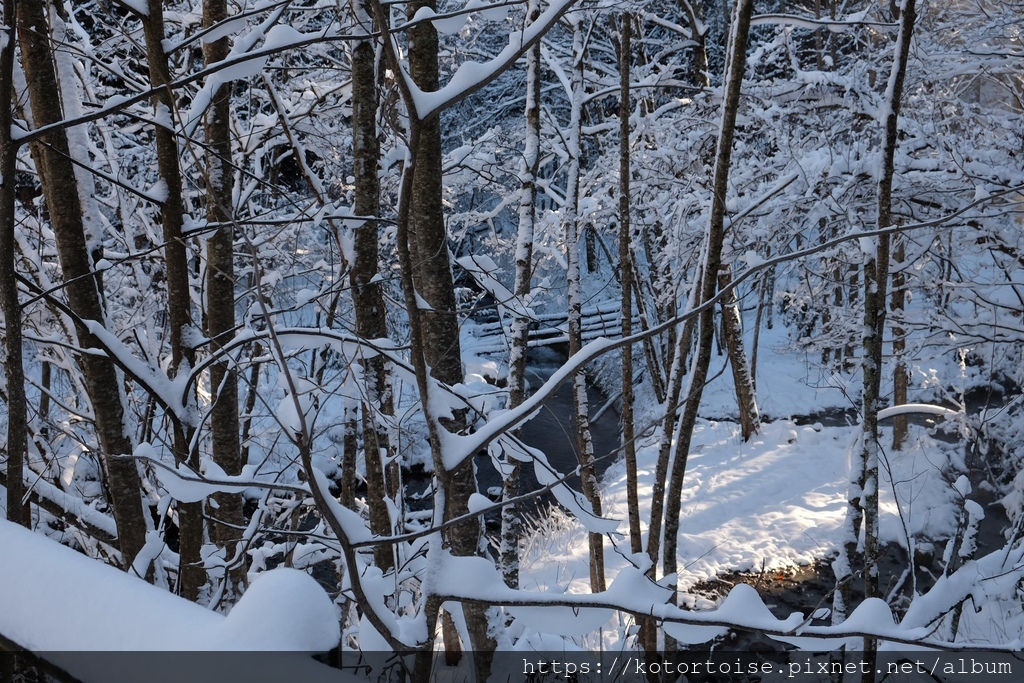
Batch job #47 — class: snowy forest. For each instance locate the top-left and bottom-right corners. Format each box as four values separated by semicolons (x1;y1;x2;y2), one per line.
1;0;1023;679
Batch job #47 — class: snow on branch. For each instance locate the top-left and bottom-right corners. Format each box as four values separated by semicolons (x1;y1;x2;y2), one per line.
81;320;194;425
130;447;310;502
405;0;580;121
877;403;961;420
435;551;1024;649
750;12;898;32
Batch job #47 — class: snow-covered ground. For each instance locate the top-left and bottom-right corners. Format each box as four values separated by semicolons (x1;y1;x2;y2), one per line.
506;326;1004;646
521;419;965;591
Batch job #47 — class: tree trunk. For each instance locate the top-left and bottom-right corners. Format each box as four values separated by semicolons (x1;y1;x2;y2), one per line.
566;19;606;594
661;0;755;648
841;265;858;368
340;396;359;511
719;266;760;439
832;435;865;624
750;263;773;387
0;0;28;527
407;0;462;386
618;14;642;556
618;13;657;651
677;0;710;87
202;0;247;602
351;4;395;573
891;237;908;449
141;0;205;600
406;0;495;665
500;0;542;590
633;273;667;403
859;245;885;682
643;276;701;656
858;3;917;678
18;0;148;569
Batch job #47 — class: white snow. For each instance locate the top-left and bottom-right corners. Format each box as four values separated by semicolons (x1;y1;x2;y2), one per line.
261;24;306;52
276;375;318;437
220;569;340;651
0;518;339;652
467;492;492;514
740;250;767;268
518;406;980;645
118;0;148;16
877;403;960;420
465;0;509;22
200;15;247;44
410;6;466;35
507;604;615;637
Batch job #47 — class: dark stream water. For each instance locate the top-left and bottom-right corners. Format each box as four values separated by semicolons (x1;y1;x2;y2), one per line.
474;347;623;521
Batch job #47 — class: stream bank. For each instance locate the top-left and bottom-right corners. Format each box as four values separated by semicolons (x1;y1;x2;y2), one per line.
691;388;1014;648
461;336;1020;652
492;346;1017;647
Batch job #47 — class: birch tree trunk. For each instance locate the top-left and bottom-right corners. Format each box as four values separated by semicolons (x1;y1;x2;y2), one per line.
859;248;885;682
500;0;542;589
566;19;606;593
17;0;147;567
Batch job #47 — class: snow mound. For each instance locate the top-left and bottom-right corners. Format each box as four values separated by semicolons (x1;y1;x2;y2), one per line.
0;519;338;653
223;568;340;651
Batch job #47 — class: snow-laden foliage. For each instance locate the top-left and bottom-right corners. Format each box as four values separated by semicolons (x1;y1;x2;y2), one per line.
2;0;1024;675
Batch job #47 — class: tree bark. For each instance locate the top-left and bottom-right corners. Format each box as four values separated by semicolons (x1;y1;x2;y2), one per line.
891;237;908;449
406;0;495;665
566;19;606;594
140;0;205;600
202;0;247;601
719;266;760;439
1;0;28;527
643;275;701;656
407;0;462;385
661;0;755;648
500;0;542;590
17;0;148;568
618;13;642;556
351;3;395;573
858;3;917;677
677;0;710;87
